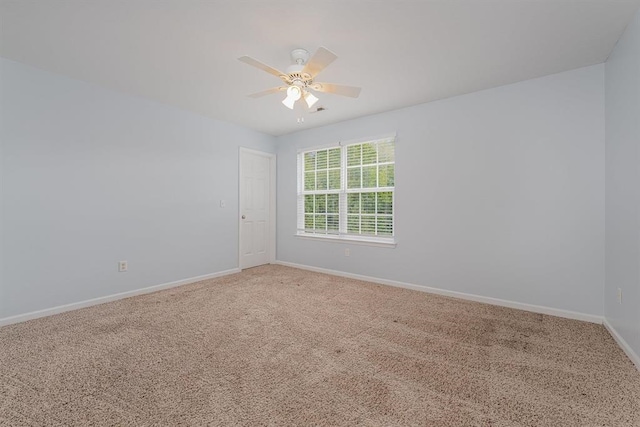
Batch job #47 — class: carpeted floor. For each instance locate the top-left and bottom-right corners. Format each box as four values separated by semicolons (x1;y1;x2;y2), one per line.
1;265;639;426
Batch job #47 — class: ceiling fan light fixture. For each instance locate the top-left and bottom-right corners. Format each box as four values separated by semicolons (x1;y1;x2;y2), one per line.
282;94;296;109
282;86;302;109
287;86;302;100
304;91;319;108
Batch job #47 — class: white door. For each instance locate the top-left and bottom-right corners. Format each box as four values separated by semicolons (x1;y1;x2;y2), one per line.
239;149;273;269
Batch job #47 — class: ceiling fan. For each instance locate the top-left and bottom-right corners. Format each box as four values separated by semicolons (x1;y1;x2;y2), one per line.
238;47;361;110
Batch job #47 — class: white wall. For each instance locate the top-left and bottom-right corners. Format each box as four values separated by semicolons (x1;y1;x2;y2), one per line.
0;58;276;319
277;65;605;318
0;56;610;325
605;9;640;362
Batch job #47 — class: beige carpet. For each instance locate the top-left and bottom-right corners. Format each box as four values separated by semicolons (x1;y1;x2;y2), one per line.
1;265;639;426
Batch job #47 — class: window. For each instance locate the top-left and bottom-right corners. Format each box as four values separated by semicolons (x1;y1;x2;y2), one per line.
297;136;395;245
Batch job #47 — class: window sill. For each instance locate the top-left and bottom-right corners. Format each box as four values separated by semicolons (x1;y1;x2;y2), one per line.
294;233;397;248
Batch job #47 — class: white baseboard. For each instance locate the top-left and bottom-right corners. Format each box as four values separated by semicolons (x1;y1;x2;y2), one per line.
275;260;603;324
603;318;640;371
0;268;241;327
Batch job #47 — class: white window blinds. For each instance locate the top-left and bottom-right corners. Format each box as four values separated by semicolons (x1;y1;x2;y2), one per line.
297;136;395;243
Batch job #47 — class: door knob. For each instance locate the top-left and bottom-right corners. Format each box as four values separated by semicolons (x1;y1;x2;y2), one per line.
242;215;246;219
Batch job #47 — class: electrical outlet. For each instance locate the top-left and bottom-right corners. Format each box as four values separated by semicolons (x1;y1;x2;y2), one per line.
617;288;622;304
344;248;350;257
118;261;128;272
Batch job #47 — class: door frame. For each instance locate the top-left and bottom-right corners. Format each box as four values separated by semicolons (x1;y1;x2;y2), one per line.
238;147;277;269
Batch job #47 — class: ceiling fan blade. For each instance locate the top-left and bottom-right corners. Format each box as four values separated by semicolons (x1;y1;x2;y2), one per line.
311;82;361;98
247;87;288;98
238;56;288;81
302;47;337;77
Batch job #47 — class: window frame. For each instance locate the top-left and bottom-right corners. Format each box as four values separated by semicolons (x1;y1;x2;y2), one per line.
296;135;397;247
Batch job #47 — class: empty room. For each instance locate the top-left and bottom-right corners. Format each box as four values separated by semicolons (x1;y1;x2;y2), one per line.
1;0;640;425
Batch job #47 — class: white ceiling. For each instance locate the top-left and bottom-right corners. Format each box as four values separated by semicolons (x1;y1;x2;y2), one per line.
1;1;638;136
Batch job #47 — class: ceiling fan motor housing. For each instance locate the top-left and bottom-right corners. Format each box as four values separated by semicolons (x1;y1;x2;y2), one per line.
285;49;313;84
